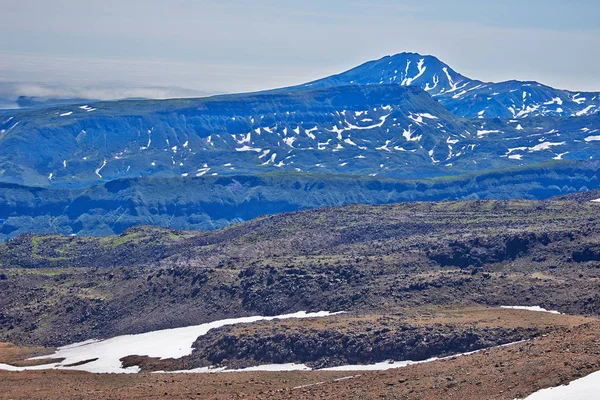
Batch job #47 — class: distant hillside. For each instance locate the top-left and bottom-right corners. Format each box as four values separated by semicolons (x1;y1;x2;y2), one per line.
1;85;599;188
0;160;598;242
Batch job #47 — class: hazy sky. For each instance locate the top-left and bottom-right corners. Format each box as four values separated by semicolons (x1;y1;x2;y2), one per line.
1;0;599;100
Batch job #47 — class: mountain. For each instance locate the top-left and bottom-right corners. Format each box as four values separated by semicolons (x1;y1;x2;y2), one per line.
0;160;599;242
291;52;600;119
2;84;600;188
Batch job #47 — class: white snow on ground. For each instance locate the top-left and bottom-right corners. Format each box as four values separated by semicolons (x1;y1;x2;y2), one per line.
516;104;541;118
544;97;563;106
409;114;425;124
258;149;270;159
59;112;73;117
195;167;211;177
165;340;526;374
477;130;501;137
403;125;421;142
305;127;318;139
500;306;561;314
344;114;391;131
572;93;586;104
233;132;252;145
283;137;296;148
442;67;461;92
0;362;68;372
416;113;438;120
590;198;600;203
0;312;341;374
524;369;600;399
507;147;527;154
584;135;600;142
376;140;392;152
164;363;312;374
235;146;262;152
575;105;596;116
553;152;569;160
425;74;439;92
404;58;426;86
451;89;469;99
318;139;332;150
261;153;277;166
95;159;107;178
508;154;523;160
528;142;566;152
2;121;19;135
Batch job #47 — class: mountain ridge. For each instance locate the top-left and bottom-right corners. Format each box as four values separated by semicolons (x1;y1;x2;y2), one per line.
2;83;600;189
289;52;600;119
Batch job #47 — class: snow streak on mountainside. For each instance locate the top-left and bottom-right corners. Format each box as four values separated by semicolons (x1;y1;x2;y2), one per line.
294;53;600;119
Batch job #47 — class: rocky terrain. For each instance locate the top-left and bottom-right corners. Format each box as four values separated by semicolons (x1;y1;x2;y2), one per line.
3;198;600;397
121;308;579;372
2;199;600;348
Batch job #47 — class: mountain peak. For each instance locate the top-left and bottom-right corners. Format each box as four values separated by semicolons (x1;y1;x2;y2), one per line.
300;52;471;97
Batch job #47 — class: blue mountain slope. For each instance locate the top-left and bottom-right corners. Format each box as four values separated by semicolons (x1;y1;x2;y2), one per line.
291;52;600;119
1;84;600;188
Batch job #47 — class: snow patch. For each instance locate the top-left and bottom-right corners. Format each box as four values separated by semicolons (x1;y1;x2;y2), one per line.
528;142;566;152
524;369;600;399
575;105;595;117
15;312;341;374
283;137;296;148
404;58;426;86
95;159;107;178
235;146;262;152
500;306;560;314
477;130;501;137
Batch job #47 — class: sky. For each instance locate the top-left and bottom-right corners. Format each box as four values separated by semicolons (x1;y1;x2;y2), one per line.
1;0;599;101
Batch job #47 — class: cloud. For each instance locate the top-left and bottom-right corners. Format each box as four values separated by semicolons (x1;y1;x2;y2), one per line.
0;81;213;109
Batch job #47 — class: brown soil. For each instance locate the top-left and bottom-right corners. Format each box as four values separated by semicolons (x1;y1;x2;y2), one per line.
0;369;353;400
0;309;598;400
263;321;600;400
0;342;60;367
